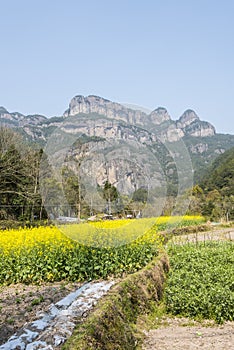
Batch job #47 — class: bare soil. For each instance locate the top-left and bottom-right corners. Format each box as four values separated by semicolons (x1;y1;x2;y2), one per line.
0;281;81;345
142;317;234;350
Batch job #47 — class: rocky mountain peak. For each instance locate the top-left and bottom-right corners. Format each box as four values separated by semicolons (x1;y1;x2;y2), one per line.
178;109;200;127
0;106;9;114
176;109;216;137
64;95;174;128
64;95;123;116
87;95;111;103
63;95;147;125
149;107;171;125
62;95;218;140
69;95;112;107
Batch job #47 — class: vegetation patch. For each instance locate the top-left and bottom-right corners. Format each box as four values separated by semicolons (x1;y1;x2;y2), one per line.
0;225;160;285
0;220;23;231
162;223;211;241
0;216;202;285
64;253;169;350
165;241;234;323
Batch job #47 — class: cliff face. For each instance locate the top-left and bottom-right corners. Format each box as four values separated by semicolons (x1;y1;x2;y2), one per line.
176;110;216;137
149;107;171;125
177;109;200;128
64;96;174;130
0;96;216;144
63;138;165;196
1;95;233;189
64;95;149;126
63;96;216;142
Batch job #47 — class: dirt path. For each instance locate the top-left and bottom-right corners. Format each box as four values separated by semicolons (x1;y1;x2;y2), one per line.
170;227;234;244
142;317;234;350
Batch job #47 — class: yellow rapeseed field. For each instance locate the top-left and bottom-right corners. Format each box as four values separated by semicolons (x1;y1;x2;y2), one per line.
0;216;204;284
61;215;203;247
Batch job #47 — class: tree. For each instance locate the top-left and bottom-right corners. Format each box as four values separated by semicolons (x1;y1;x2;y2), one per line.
23;148;44;222
0;127;47;222
102;181;119;215
0;128;28;220
62;166;86;219
132;187;148;203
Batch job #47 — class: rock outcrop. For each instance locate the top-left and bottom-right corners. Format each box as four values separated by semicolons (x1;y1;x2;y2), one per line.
177;109;215;137
149;107;171;125
63;96;216;141
63;95;146;126
0;96;217;144
1;95;233;188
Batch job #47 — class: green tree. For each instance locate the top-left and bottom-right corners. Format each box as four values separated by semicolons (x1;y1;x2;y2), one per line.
0;128;28;220
132;187;148;203
0;127;47;223
102;181;119;215
62;166;86;219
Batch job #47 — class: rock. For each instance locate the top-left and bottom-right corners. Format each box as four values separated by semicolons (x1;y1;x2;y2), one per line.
176;109;216;137
1;96;233;190
63;95;147;125
0;106;9;114
149;107;171;125
190;143;208;154
177;109;200;128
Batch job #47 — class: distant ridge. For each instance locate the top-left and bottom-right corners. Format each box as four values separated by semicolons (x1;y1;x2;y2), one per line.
0;94;234;182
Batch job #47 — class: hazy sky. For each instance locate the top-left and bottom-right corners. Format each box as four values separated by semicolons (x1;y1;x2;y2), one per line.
0;0;234;134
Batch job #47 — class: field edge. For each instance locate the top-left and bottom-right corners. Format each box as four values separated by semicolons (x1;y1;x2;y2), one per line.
64;252;169;350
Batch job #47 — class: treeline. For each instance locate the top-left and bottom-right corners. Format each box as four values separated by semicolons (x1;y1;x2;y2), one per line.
187;147;234;221
0;127;46;224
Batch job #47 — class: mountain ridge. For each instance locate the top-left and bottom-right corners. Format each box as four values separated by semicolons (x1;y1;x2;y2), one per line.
1;95;234;185
0;95;217;138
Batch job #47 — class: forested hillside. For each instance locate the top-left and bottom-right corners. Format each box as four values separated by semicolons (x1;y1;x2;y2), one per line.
187;147;234;221
201;146;234;195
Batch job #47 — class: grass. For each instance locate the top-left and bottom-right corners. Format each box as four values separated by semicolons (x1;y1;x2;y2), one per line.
31;296;44;306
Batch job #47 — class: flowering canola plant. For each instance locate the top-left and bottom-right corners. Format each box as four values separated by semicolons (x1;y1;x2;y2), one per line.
0;216;204;285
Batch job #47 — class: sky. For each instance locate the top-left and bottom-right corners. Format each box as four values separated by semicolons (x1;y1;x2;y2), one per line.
0;0;234;134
